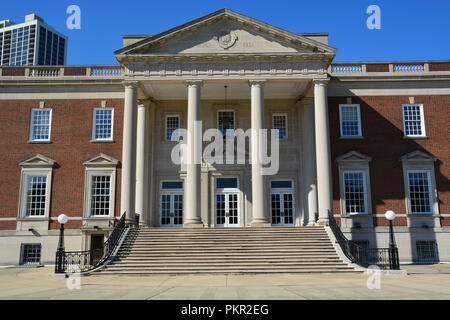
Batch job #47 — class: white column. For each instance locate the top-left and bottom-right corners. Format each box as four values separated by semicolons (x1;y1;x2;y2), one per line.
121;82;138;225
301;98;318;226
184;80;203;228
314;79;332;225
250;80;270;227
135;99;148;227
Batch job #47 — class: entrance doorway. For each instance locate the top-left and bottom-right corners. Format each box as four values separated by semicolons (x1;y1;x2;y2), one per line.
160;181;184;227
215;177;240;227
270;180;295;226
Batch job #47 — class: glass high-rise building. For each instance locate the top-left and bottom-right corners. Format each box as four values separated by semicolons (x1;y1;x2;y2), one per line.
0;14;67;66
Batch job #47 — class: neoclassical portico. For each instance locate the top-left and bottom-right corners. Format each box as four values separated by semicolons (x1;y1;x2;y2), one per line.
116;8;336;228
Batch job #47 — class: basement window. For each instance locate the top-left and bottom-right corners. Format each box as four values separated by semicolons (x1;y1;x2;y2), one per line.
20;244;41;265
416;241;438;263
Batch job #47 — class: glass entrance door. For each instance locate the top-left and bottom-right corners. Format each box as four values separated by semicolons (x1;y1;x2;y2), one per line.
215;177;240;227
160;181;183;227
270;180;295;226
216;193;239;227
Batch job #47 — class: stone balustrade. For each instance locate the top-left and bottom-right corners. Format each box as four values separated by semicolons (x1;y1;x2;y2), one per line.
0;65;122;78
329;60;450;75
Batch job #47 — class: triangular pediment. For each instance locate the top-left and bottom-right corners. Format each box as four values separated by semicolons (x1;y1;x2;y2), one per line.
336;151;372;163
19;154;56;167
115;9;336;61
400;150;436;163
83;153;119;167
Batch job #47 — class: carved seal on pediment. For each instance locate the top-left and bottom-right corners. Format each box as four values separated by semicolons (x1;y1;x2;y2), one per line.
214;30;238;49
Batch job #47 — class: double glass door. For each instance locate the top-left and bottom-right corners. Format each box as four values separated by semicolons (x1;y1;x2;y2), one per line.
216;192;239;227
161;192;183;227
270;180;295;226
215;177;240;227
271;193;294;226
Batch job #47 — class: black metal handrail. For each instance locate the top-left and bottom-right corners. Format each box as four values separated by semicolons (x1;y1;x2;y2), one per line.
55;212;128;273
328;211;399;269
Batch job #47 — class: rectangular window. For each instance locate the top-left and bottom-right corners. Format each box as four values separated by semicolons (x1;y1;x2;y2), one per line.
408;171;432;214
24;175;47;217
273;114;287;140
30;108;52;141
93;108;114;141
218;111;235;136
343;171;367;214
89;175;111;216
339;105;362;137
166;115;180;141
402;104;426;137
216;178;238;189
416;241;438;263
20;244;41;265
161;181;183;190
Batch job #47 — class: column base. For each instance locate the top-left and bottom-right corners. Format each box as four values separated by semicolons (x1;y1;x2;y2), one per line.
306;221;317;227
250;219;271;228
183;221;204;228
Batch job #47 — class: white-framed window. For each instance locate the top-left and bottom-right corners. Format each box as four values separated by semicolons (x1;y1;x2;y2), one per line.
23;175;48;217
343;171;367;214
400;150;438;216
217;110;235;136
336;151;373;216
272;113;288;140
92;108;114;141
29;108;52;141
339;104;362;137
88;174;112;217
20;244;42;265
82;154;118;219
18;154;55;220
402;104;426;137
166;115;180;141
407;171;433;214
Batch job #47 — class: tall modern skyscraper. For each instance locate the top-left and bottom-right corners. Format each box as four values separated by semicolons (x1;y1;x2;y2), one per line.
0;14;67;66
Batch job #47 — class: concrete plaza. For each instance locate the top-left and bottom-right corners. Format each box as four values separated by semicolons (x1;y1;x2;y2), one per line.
0;265;449;300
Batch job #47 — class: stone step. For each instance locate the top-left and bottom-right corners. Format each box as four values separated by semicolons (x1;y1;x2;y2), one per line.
108;261;347;267
117;255;341;260
103;264;354;270
99;269;359;275
96;226;358;275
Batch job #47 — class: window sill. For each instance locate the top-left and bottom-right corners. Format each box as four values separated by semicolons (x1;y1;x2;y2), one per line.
403;136;428;140
339;136;364;139
27;140;52;144
90;140;115;143
83;216;115;220
407;213;438;217
341;213;371;218
17;217;49;221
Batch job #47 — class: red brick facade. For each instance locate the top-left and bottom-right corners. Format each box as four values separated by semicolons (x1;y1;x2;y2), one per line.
329;95;450;226
0;95;448;231
0;99;124;230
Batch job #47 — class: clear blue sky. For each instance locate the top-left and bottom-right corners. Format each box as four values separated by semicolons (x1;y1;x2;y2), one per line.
3;0;449;65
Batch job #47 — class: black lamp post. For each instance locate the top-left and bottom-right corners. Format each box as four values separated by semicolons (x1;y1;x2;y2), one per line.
55;213;68;274
385;210;400;270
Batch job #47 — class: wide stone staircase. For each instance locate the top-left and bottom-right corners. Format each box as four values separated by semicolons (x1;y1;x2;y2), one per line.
98;227;359;275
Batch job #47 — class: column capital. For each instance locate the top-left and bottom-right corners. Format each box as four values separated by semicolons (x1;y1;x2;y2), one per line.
248;79;266;87
313;78;330;87
186;80;203;87
123;80;139;89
